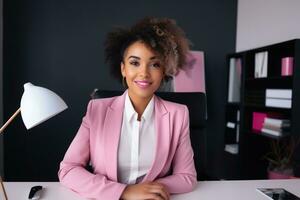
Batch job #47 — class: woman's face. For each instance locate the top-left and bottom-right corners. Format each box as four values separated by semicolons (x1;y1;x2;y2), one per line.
121;41;164;101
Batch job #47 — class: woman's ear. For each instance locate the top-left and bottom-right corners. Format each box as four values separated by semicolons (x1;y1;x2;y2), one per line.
121;62;126;77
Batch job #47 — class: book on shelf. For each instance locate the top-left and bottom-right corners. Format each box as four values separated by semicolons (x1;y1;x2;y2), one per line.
265;88;292;108
264;117;290;127
227;57;242;102
252;112;268;131
252;112;287;132
255;51;268;78
236;124;240;143
261;127;290;137
266;89;292;99
263;123;290;132
236;110;240;121
226;122;236;129
262;117;291;136
265;98;292;108
224;144;239;154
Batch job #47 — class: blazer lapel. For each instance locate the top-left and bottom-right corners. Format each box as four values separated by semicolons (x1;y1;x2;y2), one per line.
143;96;170;182
103;92;126;181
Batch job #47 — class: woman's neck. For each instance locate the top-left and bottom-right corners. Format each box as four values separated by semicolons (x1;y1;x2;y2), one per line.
128;91;153;121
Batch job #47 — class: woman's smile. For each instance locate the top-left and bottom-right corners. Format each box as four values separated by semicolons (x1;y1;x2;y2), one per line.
134;80;152;89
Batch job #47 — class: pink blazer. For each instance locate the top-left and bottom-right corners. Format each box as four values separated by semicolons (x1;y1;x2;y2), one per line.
58;91;197;199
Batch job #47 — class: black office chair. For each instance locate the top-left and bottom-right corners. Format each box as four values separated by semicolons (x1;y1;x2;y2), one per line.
90;89;207;180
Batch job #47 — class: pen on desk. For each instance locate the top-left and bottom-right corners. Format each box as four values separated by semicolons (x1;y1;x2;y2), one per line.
0;176;8;200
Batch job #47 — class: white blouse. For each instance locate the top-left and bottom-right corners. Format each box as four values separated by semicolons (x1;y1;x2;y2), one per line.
117;93;156;184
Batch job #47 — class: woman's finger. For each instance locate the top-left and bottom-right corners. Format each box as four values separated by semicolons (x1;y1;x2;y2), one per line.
145;192;165;200
148;188;169;200
150;182;170;199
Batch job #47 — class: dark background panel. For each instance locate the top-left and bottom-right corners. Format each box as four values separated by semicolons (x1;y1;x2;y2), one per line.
3;0;237;180
0;0;3;179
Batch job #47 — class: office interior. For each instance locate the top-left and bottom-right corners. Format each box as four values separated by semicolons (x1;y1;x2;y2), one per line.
1;0;300;182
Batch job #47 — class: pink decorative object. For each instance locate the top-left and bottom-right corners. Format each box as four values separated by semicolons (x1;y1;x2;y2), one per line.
252;112;267;132
289;175;300;179
268;170;292;179
281;57;294;76
173;51;205;92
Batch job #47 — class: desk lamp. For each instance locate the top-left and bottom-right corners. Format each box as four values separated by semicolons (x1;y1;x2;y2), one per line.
0;82;68;200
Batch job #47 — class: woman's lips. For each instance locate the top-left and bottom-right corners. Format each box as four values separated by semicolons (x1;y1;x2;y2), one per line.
134;80;152;89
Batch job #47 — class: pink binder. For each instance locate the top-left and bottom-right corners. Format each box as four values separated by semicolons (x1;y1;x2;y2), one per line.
173;51;206;93
252;112;267;132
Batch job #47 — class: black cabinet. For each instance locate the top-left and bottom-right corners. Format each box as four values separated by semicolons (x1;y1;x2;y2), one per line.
223;39;300;179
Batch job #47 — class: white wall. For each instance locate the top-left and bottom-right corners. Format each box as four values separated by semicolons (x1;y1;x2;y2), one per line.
236;0;300;52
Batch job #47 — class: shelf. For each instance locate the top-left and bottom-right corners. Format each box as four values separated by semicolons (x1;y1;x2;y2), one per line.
245;76;293;88
224;150;239;157
244;104;292;113
246;76;293;82
224;39;300;180
246;130;289;140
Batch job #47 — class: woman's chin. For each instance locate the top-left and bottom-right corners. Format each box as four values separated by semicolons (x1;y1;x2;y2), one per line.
129;87;156;99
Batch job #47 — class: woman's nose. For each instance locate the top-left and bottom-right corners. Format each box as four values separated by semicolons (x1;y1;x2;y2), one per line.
139;65;150;77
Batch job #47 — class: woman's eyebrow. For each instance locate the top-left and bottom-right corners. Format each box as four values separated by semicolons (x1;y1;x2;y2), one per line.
128;56;140;60
149;56;158;60
127;56;158;60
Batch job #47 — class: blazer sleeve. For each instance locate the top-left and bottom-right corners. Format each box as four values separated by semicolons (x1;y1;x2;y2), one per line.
58;100;126;200
155;105;197;194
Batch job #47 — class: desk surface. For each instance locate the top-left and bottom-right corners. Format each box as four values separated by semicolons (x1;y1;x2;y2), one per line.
3;179;300;200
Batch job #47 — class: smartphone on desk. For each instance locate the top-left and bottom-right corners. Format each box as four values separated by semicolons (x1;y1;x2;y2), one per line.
257;188;300;200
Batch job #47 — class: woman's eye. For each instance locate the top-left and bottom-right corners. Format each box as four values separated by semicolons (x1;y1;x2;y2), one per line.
151;63;161;68
129;61;139;66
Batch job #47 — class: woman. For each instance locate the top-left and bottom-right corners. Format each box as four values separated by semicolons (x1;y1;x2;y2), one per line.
58;17;197;200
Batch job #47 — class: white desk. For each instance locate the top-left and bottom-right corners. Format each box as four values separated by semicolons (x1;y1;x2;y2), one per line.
3;182;83;200
172;179;300;200
3;179;300;200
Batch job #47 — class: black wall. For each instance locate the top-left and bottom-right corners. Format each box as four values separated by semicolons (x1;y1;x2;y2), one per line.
3;0;237;181
0;0;3;179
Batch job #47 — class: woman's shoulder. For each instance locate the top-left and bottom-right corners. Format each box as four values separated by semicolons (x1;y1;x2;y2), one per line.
156;96;188;113
90;96;118;105
86;96;121;113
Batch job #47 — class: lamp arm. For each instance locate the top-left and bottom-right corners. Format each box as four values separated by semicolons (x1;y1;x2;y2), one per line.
0;108;21;135
0;108;20;199
0;176;8;200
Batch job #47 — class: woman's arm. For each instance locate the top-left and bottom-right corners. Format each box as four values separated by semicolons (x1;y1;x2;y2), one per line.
155;106;197;194
58;101;126;200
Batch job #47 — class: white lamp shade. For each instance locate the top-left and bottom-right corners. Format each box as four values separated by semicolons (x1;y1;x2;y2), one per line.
20;82;68;129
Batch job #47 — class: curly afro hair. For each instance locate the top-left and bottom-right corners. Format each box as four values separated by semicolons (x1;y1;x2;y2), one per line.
104;17;191;83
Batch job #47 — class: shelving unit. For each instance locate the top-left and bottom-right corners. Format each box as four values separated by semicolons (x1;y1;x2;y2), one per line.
223;39;300;180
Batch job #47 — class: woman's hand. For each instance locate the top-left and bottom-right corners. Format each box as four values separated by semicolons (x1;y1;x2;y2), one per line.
120;181;170;200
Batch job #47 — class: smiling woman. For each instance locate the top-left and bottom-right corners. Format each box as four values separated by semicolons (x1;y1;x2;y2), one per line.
58;17;197;200
121;41;165;118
